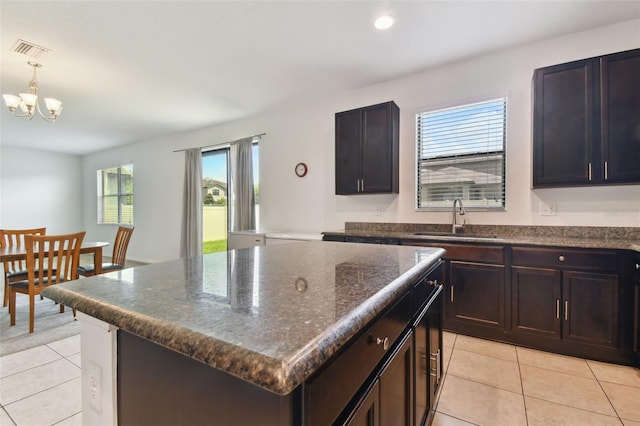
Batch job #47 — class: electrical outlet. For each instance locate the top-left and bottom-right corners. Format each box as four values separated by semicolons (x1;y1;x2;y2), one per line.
539;202;557;216
87;361;102;413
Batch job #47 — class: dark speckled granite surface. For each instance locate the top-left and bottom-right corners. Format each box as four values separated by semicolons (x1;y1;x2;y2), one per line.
42;241;444;396
323;223;640;251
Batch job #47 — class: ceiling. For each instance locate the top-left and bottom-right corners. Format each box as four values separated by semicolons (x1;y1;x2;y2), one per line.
1;1;639;156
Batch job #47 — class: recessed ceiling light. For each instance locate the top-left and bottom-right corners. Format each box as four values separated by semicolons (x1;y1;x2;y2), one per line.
374;15;394;30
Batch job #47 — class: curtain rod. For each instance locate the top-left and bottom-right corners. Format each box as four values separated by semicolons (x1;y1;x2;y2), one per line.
173;133;266;153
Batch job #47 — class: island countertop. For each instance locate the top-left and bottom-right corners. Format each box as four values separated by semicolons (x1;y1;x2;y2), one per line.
43;241;444;395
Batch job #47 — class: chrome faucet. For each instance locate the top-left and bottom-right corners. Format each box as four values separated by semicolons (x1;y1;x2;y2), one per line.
452;198;466;234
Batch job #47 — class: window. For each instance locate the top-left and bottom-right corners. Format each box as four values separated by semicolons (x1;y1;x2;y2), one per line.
97;164;133;224
416;98;506;210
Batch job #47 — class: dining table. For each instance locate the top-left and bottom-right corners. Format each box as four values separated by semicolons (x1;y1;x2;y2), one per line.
0;241;110;275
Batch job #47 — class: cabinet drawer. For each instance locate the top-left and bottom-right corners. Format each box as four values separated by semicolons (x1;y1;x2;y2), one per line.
305;293;411;425
413;262;443;315
512;246;618;271
407;242;504;264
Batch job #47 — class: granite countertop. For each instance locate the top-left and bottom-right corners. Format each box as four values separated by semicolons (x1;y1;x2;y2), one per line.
42;241;444;396
324;223;640;252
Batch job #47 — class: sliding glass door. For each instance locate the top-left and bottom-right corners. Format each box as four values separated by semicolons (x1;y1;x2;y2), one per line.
202;143;259;254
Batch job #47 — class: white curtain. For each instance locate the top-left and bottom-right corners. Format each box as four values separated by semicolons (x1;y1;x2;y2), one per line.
180;148;203;258
229;137;255;231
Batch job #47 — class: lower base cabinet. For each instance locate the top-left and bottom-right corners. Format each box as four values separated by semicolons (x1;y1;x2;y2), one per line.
414;287;443;426
511;247;624;362
344;333;414;426
447;261;505;330
632;253;640;363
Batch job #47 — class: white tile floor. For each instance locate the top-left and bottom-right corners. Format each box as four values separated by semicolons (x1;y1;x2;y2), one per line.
0;335;82;426
1;332;639;426
433;333;640;426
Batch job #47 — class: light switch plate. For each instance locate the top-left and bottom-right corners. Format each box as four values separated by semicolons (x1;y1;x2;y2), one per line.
539;202;557;216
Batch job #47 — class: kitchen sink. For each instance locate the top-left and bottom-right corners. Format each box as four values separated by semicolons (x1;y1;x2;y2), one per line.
412;232;498;239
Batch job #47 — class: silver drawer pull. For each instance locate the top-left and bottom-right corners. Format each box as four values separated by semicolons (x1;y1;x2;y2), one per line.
427;279;438;286
564;300;568;321
376;337;390;351
556;299;560;319
636;263;639;270
558;255;565;262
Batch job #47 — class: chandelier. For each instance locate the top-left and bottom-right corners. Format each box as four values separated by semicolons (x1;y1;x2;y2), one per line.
3;61;63;122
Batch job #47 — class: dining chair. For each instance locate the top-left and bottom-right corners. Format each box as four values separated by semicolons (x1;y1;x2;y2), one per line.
1;227;47;308
77;226;134;277
8;231;85;333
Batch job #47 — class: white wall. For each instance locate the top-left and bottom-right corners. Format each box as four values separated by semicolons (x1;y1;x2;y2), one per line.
0;145;83;234
82;19;640;262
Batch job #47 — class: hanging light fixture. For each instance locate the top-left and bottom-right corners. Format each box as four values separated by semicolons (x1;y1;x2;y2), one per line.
3;61;63;122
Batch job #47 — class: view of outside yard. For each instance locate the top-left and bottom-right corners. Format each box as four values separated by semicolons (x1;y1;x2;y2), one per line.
202;144;259;254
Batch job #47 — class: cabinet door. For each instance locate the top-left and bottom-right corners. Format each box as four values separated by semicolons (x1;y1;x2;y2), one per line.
361;102;399;193
379;333;413;426
512;266;562;339
447;261;505;329
563;271;619;348
336;108;363;194
635;279;640;356
533;59;596;187
414;288;443;426
345;381;380;426
427;289;443;424
600;48;640;183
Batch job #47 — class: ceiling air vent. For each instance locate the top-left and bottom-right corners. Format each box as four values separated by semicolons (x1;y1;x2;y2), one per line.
11;39;51;59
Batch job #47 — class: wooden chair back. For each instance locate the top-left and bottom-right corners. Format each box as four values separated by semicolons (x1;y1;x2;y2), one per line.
25;231;86;288
0;227;47;274
9;231;85;333
111;226;134;267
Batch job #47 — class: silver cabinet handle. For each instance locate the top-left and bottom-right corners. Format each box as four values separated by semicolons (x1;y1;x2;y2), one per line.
427;279;438;286
635;263;639;270
604;161;608;180
588;163;592;181
559;255;565;262
376;337;390;351
556;299;560;319
450;286;454;302
361;179;364;192
564;300;568;321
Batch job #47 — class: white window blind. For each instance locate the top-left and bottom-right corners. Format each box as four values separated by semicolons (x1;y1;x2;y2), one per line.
416;98;506;210
97;164;134;224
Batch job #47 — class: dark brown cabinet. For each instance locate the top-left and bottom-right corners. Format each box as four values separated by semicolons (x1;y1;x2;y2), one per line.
414;281;443;426
343;333;413;426
345;382;380;426
533;48;640;187
633;253;640;362
600;49;640;183
512;247;621;358
335;101;399;195
448;261;505;330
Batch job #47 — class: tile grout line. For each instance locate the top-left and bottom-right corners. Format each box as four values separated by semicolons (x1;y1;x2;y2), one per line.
1;404;17;426
3;376;81;409
587;361;627;425
0;356;64;380
515;346;530;426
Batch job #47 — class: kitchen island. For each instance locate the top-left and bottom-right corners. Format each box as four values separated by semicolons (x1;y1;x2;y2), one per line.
43;241;445;425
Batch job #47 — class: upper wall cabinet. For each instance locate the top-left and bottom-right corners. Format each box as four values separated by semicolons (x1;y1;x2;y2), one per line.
532;48;640;188
335;101;399;195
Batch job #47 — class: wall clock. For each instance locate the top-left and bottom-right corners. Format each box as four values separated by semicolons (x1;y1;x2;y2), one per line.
295;162;308;177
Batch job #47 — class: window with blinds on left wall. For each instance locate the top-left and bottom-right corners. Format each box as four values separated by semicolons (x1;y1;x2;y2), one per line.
97;163;134;224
